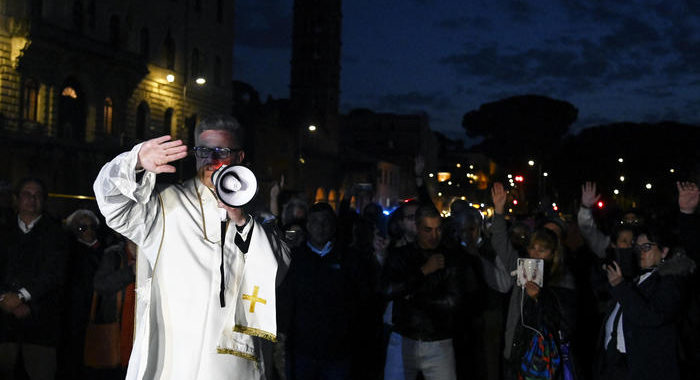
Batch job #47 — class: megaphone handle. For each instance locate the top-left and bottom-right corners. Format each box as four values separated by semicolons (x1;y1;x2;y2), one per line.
219;221;227;308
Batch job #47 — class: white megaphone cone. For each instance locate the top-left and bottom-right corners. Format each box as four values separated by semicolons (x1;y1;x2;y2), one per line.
211;165;258;208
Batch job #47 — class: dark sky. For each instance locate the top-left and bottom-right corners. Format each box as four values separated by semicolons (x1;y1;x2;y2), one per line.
233;0;700;146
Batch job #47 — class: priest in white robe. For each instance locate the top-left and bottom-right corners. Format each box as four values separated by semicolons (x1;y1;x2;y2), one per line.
93;115;290;380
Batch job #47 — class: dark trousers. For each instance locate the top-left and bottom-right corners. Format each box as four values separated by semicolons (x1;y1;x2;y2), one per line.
598;347;628;380
287;353;352;380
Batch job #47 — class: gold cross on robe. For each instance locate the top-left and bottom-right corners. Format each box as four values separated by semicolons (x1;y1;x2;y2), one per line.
242;286;267;313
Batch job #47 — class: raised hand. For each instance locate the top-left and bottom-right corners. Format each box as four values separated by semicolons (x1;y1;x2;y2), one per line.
605;261;623;287
491;182;507;214
137;135;188;174
581;181;601;208
677;181;699;214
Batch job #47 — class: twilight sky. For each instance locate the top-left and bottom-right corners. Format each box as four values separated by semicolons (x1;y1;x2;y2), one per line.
232;0;700;146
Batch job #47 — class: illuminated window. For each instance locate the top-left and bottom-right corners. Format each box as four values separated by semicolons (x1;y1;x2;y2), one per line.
103;97;113;134
62;86;78;99
437;172;452;182
22;80;39;121
314;187;326;203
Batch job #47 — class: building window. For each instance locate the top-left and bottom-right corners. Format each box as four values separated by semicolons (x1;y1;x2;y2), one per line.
214;56;221;85
109;15;120;47
136;101;150;140
165;31;175;70
140;27;150;59
73;1;84;33
104;97;113;135
191;48;200;77
164;108;174;136
22;80;39;121
217;0;223;23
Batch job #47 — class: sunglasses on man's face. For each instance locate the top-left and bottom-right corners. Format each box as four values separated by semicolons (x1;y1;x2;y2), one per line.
192;146;242;159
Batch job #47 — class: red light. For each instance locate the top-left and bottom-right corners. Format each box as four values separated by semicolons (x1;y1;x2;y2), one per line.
553;205;559;211
513;199;518;205
597;201;604;209
514;175;524;182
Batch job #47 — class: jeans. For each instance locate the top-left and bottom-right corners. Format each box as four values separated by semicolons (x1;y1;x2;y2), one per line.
384;331;405;380
399;333;457;380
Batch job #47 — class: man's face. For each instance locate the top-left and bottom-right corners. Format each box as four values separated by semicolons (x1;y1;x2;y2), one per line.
417;216;441;250
196;129;244;188
17;181;44;218
399;205;418;241
306;211;336;247
636;234;666;269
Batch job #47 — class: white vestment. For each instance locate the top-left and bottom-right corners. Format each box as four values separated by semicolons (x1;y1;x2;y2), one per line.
93;144;290;380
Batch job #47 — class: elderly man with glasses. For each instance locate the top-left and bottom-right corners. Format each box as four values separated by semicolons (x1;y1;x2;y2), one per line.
93;115;290;380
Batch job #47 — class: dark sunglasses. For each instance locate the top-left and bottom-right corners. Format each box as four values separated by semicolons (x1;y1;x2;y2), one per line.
192;146;242;159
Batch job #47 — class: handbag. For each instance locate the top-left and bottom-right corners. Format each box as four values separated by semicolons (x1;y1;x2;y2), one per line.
84;287;124;368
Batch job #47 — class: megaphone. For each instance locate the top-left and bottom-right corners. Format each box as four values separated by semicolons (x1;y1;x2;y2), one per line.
211;165;258;207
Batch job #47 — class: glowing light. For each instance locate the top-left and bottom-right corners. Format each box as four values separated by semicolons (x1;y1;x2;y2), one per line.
429;173;434;178
619;176;625;182
469;165;474;169
383;210;391;216
308;125;317;132
166;74;175;83
61;87;78;99
456;163;461;168
448;181;452;185
437;172;451;182
645;183;652;189
438;192;443;197
553;205;559;211
461;196;466;200
507;174;513;179
613;189;619;195
528;160;535;166
508;208;513;213
618;158;624;163
513;199;518;205
195;77;206;85
543;172;548;177
670;168;675;173
597;201;604;209
514;175;524;182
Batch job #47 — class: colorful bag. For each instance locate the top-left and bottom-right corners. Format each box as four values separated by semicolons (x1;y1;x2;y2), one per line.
518;327;561;380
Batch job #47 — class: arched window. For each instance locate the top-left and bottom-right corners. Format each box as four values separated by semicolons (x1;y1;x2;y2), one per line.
22;79;39;121
214;56;221;85
314;188;326;203
109;15;120;47
165;31;175;70
164;108;174;136
103;97;113;135
191;48;200;77
72;1;84;33
136;101;150;140
140;27;150;59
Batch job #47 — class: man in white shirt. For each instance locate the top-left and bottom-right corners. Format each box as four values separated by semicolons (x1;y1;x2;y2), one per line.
93;115;290;380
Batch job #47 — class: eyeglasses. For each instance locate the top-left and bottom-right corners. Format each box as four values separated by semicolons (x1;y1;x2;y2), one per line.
192;146;241;159
634;242;657;253
78;224;97;232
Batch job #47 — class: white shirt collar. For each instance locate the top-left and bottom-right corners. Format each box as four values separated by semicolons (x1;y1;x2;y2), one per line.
18;215;42;234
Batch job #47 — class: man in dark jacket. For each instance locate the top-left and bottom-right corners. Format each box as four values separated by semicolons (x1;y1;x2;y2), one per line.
382;204;462;380
0;178;68;380
281;202;374;380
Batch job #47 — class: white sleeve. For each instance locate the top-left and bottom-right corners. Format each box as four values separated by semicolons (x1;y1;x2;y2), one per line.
93;143;163;265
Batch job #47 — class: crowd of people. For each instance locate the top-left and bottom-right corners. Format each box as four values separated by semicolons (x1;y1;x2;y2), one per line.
0;115;698;380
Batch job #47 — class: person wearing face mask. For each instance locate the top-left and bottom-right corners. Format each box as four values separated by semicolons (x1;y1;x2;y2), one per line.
596;224;695;380
490;183;578;380
93;115;290;380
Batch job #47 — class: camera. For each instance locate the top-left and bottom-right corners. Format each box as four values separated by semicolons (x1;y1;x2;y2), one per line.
515;258;544;287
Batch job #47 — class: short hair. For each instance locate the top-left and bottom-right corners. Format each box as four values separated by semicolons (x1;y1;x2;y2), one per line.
15;177;48;200
635;223;674;249
308;202;336;218
194;115;245;148
415;203;440;225
66;209;100;229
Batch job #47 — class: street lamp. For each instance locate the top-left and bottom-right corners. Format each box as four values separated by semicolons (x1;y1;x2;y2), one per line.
528;160;535;167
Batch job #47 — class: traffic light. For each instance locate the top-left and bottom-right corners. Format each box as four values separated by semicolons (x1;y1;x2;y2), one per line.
597;200;604;209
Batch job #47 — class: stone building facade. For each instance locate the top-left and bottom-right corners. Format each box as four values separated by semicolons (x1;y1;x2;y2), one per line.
0;0;234;210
